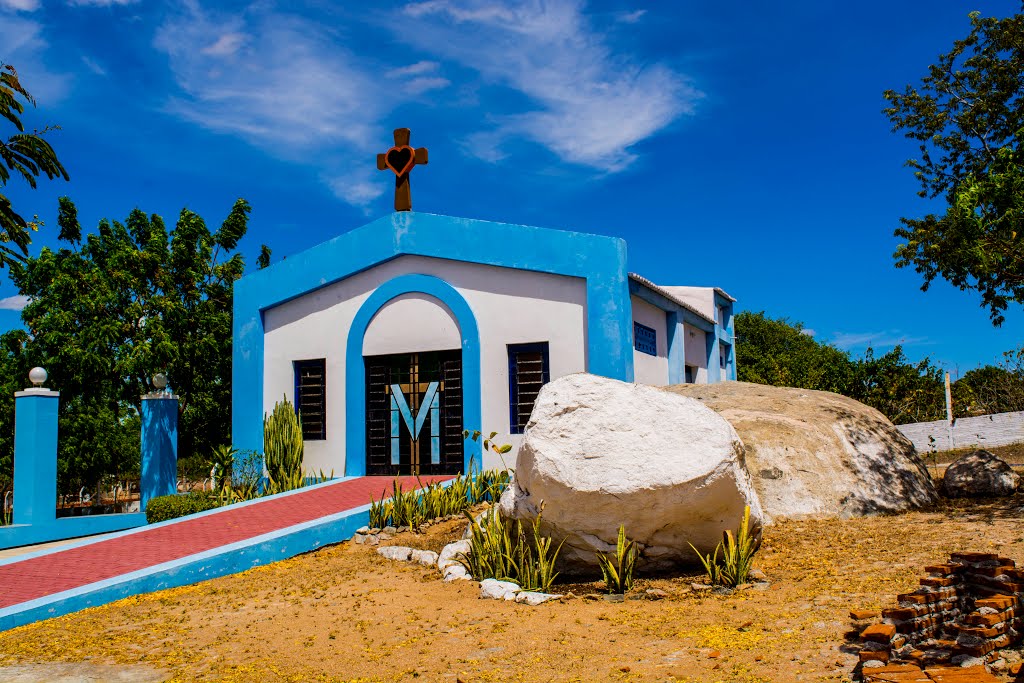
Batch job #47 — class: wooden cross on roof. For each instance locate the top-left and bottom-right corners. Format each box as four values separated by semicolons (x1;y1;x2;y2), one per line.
376;128;428;212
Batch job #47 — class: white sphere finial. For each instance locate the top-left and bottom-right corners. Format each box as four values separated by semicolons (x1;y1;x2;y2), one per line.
152;373;168;390
28;367;47;387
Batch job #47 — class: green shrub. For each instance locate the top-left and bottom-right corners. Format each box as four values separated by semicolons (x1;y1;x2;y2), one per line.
367;467;512;530
460;505;563;592
145;492;219;523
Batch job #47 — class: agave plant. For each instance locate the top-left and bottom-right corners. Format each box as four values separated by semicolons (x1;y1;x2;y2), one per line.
597;525;639;594
688;505;760;588
719;505;759;586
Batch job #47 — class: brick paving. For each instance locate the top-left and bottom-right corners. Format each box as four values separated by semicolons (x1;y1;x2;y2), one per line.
864;663;1001;682
0;475;449;610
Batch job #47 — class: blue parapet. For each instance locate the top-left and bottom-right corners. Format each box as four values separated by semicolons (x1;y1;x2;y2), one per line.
12;388;59;527
141;395;179;510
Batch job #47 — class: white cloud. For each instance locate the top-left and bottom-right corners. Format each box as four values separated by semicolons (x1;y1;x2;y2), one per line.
801;328;816;337
154;3;382;155
398;0;698;171
616;9;646;24
831;331;930;350
0;15;68;104
0;0;40;11
386;61;441;78
201;32;246;57
67;0;139;6
81;55;107;76
0;295;30;311
324;172;385;208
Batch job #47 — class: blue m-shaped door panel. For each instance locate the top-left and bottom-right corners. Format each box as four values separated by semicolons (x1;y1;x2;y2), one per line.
389;381;441;466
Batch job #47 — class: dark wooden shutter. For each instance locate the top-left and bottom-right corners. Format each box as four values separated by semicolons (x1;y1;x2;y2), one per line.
633;322;657;356
294;359;326;440
508;343;550;434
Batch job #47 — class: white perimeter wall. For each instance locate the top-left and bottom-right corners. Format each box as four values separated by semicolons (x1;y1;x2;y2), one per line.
262;255;589;473
897;411;1024;453
630;295;669;386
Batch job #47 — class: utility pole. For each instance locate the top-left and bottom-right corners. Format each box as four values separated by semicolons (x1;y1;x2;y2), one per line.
944;371;954;451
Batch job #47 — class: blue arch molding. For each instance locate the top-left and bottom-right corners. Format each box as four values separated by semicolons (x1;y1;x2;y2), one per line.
344;274;481;476
231;212;633;470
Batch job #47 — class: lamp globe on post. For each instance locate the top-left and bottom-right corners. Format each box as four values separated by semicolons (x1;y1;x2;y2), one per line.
152;373;168;393
28;367;47;388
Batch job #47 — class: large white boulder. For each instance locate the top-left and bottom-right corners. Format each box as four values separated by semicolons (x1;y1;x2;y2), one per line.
666;382;939;520
499;373;762;573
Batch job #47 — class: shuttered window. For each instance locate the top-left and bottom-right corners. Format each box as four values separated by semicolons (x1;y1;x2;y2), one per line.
634;322;657;356
508;343;550;435
294;359;326;441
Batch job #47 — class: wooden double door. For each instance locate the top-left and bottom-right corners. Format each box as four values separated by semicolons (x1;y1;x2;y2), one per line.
365;350;464;476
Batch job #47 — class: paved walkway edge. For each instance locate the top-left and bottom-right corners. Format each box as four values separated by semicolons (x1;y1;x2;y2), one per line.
0;500;372;632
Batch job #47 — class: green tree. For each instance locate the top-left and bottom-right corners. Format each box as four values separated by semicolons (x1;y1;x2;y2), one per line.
0;329;31;492
0;63;68;268
958;347;1024;414
735;311;858;393
8;198;257;495
883;10;1024;325
735;311;967;424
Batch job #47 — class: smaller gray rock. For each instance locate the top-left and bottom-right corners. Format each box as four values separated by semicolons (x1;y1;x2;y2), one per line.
353;534;366;545
367;535;380;546
356;526;370;534
396;526;410;533
862;660;884;669
411;549;439;566
480;578;521;600
378;532;393;541
515;591;560;606
377;546;413;561
369;528;381;534
690;583;712;592
383;526;398;534
645;588;668;600
943;449;1020;498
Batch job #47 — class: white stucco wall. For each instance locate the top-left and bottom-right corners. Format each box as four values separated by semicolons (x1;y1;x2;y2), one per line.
630;295;669;386
262;255;589;473
683;323;709;384
661;286;716;321
362;293;461;356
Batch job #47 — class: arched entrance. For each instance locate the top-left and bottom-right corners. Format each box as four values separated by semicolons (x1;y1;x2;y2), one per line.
344;274;481;477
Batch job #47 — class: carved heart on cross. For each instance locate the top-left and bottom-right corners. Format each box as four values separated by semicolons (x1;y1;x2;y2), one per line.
384;145;416;177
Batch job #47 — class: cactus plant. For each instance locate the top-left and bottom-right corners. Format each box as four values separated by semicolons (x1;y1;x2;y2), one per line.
264;396;304;492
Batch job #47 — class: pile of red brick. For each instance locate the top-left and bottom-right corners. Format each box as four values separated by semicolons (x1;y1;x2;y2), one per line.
852;551;1023;674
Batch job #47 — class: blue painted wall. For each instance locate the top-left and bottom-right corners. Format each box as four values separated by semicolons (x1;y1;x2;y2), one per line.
140;395;179;510
12;389;59;527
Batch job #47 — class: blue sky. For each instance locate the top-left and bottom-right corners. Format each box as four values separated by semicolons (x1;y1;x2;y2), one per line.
1;0;1022;377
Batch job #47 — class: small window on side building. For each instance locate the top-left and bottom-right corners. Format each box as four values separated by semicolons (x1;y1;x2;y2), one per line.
633;322;657;356
508;343;550;435
294;359;326;441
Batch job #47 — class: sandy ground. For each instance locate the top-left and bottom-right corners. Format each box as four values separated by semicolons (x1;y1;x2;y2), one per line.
1;493;1023;683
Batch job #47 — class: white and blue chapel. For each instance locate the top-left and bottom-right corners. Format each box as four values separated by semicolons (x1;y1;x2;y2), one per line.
231;212;736;477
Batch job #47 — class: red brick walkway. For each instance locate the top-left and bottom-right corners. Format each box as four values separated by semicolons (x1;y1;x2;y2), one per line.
0;475;449;610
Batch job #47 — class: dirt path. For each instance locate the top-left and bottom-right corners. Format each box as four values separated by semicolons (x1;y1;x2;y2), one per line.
1;496;1022;682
